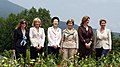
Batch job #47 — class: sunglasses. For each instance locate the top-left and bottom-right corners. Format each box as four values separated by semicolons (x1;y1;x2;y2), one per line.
21;21;27;24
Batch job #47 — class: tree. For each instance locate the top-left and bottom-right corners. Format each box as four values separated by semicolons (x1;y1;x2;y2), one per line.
112;33;120;50
0;7;52;52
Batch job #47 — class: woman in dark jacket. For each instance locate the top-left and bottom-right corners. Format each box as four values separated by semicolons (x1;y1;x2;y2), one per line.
78;16;94;59
13;19;29;59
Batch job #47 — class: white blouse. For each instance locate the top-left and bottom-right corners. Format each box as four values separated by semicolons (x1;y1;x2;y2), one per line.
94;28;112;49
29;27;45;47
47;26;62;47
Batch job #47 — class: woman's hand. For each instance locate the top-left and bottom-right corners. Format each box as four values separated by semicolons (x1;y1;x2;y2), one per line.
85;41;92;49
52;45;58;49
74;48;78;54
85;43;91;49
36;44;42;50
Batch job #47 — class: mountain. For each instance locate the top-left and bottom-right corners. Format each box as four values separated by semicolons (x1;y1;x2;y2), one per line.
59;21;79;30
0;0;25;18
59;21;120;38
112;32;120;39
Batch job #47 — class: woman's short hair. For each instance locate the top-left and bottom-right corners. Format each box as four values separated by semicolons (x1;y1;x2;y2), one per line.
51;17;60;23
66;19;74;25
81;16;90;26
32;18;41;26
99;19;107;25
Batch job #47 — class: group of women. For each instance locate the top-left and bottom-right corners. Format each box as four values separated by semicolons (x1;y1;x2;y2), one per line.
13;16;112;62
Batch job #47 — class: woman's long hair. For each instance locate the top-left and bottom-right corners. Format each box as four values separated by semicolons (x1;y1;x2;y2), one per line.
80;16;90;26
15;19;27;29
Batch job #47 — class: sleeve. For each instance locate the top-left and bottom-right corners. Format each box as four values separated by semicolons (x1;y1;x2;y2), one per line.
90;27;94;42
94;30;97;49
75;30;79;49
40;29;45;47
29;28;35;47
13;29;18;49
60;31;65;48
78;27;85;43
26;29;30;47
108;29;112;49
56;29;62;47
47;28;55;46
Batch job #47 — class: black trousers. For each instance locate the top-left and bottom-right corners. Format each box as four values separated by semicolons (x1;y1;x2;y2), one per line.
96;47;109;61
30;47;43;59
48;46;60;58
15;46;26;59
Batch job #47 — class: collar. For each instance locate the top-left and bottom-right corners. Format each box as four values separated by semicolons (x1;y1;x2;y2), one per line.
66;28;74;33
51;26;59;32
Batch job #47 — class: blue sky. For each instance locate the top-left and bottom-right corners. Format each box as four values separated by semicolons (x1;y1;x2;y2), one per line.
8;0;120;33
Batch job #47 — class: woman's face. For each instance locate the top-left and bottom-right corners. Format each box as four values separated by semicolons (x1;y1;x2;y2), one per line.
35;21;40;28
21;21;27;28
84;19;90;25
67;22;73;29
100;21;106;28
53;19;59;27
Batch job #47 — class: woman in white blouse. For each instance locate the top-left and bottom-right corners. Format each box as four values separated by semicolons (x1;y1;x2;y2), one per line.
29;18;45;59
94;19;112;60
47;17;61;58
